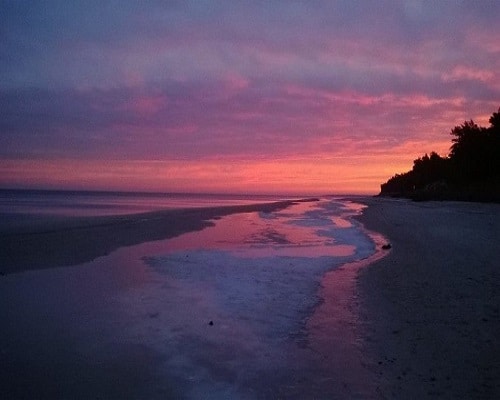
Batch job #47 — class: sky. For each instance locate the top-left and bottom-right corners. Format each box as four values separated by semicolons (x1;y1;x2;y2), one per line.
1;1;499;195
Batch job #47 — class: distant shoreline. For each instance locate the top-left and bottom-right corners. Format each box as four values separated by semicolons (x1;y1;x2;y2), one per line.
378;182;500;203
0;187;321;200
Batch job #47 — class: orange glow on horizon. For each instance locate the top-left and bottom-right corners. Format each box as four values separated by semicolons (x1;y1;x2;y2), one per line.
0;146;443;195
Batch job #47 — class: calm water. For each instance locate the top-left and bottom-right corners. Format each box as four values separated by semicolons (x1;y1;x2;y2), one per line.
0;189;290;217
0;194;381;399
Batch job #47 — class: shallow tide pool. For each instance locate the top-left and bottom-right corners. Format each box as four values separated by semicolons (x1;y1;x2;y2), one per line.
1;198;380;399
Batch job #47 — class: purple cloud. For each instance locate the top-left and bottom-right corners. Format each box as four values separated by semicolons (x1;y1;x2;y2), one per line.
1;0;499;192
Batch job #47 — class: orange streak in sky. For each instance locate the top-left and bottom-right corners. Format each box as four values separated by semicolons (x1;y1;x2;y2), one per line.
0;144;445;195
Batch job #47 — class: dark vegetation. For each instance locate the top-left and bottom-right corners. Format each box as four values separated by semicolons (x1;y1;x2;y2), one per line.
380;107;500;202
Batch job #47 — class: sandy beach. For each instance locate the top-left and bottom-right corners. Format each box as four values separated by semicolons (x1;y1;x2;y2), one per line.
1;197;499;399
356;198;500;399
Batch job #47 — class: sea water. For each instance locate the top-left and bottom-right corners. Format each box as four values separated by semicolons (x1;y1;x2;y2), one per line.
0;189;287;217
0;195;379;399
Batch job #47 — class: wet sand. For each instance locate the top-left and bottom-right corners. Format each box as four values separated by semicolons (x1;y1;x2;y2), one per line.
0;200;295;274
1;200;305;399
4;198;372;400
356;198;500;399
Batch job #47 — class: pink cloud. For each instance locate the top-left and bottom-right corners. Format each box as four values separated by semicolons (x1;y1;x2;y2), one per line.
443;66;496;84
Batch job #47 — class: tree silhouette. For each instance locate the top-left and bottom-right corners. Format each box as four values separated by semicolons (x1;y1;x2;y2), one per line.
380;107;500;202
489;108;500;131
449;120;491;182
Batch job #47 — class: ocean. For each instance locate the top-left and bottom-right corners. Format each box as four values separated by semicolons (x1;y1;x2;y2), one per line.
0;189;289;217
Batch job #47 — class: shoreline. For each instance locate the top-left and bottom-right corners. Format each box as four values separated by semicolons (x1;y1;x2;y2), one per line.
5;196;498;397
0;200;297;274
305;219;389;398
1;196;376;399
355;197;500;398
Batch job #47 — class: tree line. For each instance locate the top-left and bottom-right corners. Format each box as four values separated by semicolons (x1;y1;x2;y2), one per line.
380;107;500;202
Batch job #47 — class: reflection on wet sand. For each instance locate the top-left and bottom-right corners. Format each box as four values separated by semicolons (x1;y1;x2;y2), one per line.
1;198;382;399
